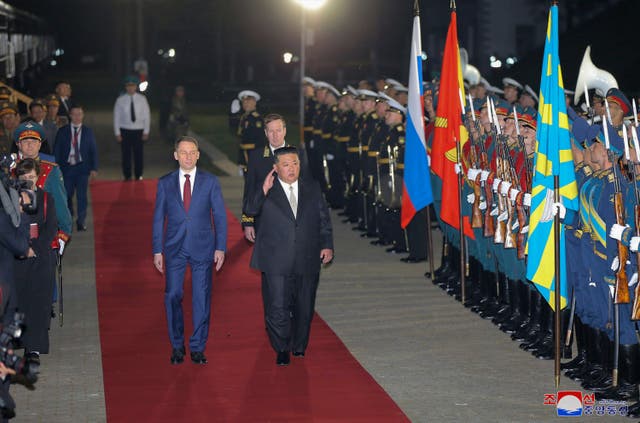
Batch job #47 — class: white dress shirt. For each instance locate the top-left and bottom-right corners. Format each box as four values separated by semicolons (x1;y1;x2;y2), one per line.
113;92;151;136
278;178;298;215
68;124;83;164
179;167;196;201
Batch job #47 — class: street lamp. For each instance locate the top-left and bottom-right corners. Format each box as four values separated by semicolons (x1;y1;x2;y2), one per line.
293;0;328;144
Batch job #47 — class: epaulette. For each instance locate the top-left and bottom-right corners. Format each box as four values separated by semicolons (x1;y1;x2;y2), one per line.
39;159;58;168
263;146;270;157
331;105;338;112
371;112;379;120
251;111;260;118
608;172;614;183
396;124;404;132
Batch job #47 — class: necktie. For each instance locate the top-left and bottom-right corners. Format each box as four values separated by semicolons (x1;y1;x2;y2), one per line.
70;126;79;165
183;174;191;212
130;96;136;122
289;185;297;218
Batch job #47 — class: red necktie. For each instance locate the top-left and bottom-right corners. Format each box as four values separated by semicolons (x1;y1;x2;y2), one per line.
70;126;79;165
183;174;191;212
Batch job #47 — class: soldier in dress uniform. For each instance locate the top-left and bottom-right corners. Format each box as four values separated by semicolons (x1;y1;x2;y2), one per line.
13;122;72;254
519;85;538;109
502;77;523;105
302;76;317;148
236;90;266;177
330;87;356;212
344;88;365;224
0;102;19;155
353;89;379;233
317;83;341;206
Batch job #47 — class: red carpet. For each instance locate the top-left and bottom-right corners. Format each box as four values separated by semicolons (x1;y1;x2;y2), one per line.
92;179;409;422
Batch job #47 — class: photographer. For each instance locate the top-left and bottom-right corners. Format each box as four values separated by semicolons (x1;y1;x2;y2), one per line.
13;159;57;362
0;152;35;421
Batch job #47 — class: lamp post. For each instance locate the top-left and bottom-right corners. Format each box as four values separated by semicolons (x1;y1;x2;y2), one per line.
293;0;327;144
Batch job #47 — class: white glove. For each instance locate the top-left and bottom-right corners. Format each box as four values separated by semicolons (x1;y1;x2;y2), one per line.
326;154;335;160
611;256;620;272
309;140;315;148
490;206;499;216
609;224;628;241
480;170;489;182
427;154;431;166
468;168;481;181
509;188;519;202
230;99;241;114
552;202;566;219
629;273;639;287
520;225;529;234
59;239;66;256
479;201;487;210
492;178;501;192
497;211;508;222
466;193;475;204
500;182;512;196
631;237;640;252
454;163;462;175
238;166;245;176
512;220;519;230
523;193;531;207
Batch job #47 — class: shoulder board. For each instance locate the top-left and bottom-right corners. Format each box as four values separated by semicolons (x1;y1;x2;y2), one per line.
251;111;260;118
371;112;379;120
331;105;338;112
256;121;262;128
39;159;58;168
263;146;270;157
608;173;614;183
396;124;404;132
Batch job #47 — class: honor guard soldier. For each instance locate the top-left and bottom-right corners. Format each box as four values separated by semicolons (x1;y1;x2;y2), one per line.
316;82;341;196
354;89;379;233
302;77;317;147
330;87;356;211
519;85;539;109
236;90;266;177
376;98;407;254
502;78;523;105
344;88;365;224
13;122;72;250
0;102;19;155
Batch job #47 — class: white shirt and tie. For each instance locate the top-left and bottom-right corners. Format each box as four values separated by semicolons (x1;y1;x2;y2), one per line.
68;124;82;165
278;179;298;218
179;168;196;200
113;92;151;136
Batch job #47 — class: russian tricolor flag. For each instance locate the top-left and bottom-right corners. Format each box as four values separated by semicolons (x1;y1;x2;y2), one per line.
401;9;433;229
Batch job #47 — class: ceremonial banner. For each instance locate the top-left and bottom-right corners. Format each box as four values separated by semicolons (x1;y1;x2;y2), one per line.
401;9;433;228
430;9;474;238
526;4;578;310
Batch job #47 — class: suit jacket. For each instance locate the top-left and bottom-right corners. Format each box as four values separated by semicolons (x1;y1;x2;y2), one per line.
242;144;309;228
152;169;227;262
247;177;333;276
54;124;98;173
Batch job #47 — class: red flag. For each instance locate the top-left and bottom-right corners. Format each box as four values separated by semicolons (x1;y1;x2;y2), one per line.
431;10;474;239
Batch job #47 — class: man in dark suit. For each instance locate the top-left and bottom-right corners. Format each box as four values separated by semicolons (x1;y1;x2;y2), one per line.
54;105;98;232
246;146;333;366
152;136;227;365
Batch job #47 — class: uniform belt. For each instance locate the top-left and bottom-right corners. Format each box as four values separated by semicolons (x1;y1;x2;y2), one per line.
378;158;390;164
367;151;378;157
322;133;332;139
239;143;256;150
347;147;360;153
312;130;322;135
396;163;404;169
361;146;369;151
335;136;350;142
303;126;313;131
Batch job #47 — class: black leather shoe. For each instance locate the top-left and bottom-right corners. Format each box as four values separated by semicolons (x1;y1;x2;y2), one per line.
400;256;426;263
170;346;185;365
276;351;290;366
190;351;208;364
77;223;88;231
292;351;305;358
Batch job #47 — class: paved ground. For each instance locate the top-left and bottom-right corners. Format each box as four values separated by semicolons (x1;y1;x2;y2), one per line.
9;111;631;422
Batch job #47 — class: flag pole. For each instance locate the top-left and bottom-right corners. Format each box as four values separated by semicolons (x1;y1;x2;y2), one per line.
456;136;466;304
554;175;561;389
425;206;435;280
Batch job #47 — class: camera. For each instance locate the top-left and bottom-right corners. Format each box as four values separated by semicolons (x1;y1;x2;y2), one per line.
0;154;36;214
0;313;39;385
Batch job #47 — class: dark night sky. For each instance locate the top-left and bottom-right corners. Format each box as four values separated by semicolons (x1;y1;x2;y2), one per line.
6;0;640;96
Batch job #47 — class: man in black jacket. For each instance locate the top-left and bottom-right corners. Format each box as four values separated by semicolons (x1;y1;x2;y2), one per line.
246;146;333;366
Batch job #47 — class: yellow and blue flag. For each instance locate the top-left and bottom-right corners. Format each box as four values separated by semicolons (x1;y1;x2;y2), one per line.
525;4;578;311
